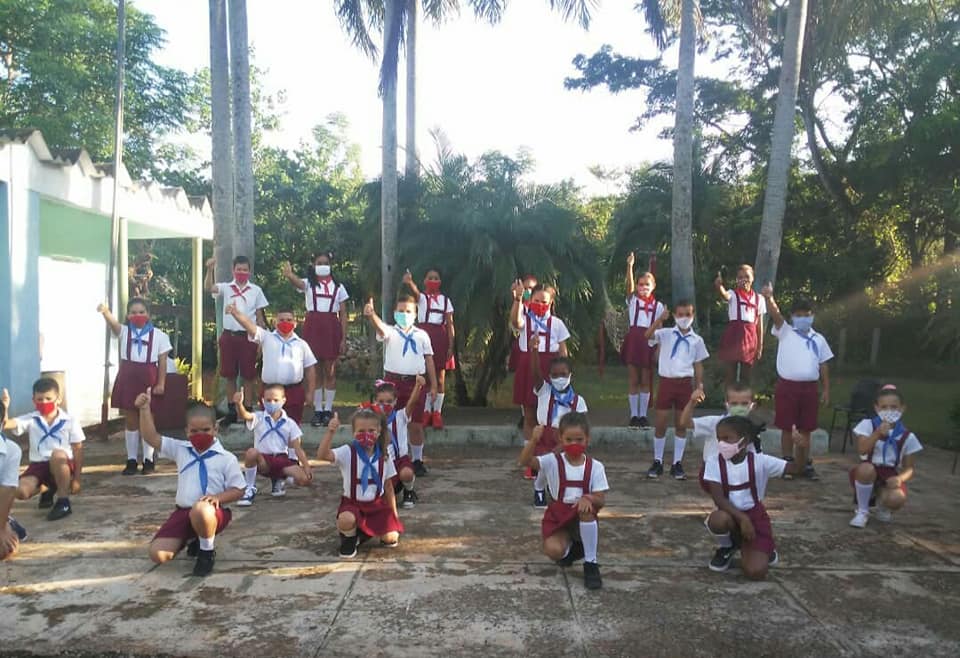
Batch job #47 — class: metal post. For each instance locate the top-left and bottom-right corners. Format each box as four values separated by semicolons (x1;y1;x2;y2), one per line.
191;238;204;400
118;217;128;313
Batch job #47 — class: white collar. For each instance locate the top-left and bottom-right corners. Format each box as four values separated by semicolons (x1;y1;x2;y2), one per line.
32;409;69;425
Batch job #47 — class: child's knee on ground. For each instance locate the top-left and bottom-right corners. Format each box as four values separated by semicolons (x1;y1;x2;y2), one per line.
381;531;399;544
148;539;180;564
543;533;569;561
741;550;768;581
881;484;906;510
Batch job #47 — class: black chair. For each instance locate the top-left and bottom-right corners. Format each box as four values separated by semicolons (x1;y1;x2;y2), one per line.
829;378;880;453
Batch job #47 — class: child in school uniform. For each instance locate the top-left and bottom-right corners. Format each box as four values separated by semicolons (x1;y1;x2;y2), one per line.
0;396;26;559
370;377;424;509
402;268;456;429
205;255;269;425
645;301;709;480
363;295;438;477
98;298;172;475
621;252;666;428
136;389;245;577
281;253;349;427
848;384;921;528
510;275;539;430
2;379;83;521
234;385;314;506
704;416;802;579
761;285;833;480
715;265;766;388
528;335;588;508
519;412;608;590
317;408;404;559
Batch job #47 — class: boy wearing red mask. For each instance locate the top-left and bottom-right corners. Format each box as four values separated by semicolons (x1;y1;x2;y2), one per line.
137;389;245;577
519;412;608;590
98;298;172;475
205;255;269;425
3;378;84;521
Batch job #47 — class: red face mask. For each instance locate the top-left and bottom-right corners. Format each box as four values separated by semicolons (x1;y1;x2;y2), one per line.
354;430;378;450
277;320;296;335
425;280;442;294
529;301;550;318
234;272;250;286
189;433;216;453
563;443;586;459
377;403;395;416
34;401;57;416
128;315;149;328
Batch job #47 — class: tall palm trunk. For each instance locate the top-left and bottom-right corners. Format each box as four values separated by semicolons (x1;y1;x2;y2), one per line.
380;0;402;314
404;0;418;181
755;0;808;287
670;0;696;305
208;0;234;283
229;0;255;268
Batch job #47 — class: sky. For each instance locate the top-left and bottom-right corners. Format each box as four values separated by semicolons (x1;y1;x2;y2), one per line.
136;1;681;196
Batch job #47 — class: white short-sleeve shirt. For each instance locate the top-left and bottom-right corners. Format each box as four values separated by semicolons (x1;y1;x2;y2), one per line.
852;419;923;467
534;383;589;428
0;437;22;488
159;436;245;509
246;410;304;455
517;312;571;353
696;415;759;462
11;410;86;462
726;291;767;323
417;293;454;325
535;453;609;504
378;326;434;375
250;327;318;385
771;323;834;381
650;328;709;378
703;453;786;511
332;444;397;502
302;279;349;313
386;409;411;459
118;325;173;363
213;280;269;331
626;295;666;328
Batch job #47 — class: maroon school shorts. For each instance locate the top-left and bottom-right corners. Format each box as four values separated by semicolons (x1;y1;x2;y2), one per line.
153;506;233;543
656;377;693;411
774;378;819;432
261;454;297;480
387;374;426;424
218;330;259;380
21;460;75;489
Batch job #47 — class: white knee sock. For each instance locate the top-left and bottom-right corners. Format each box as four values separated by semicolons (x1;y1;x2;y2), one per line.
142;440;155;462
244;466;257;489
198;536;215;551
411;444;424;461
638;393;651;417
534;469;546;492
628;394;639;417
673;436;687;464
713;531;733;548
313;389;324;409
323;389;336;412
654;436;666;462
580;520;599;563
855;482;874;513
124;430;139;460
435;393;445;413
424;393;434;413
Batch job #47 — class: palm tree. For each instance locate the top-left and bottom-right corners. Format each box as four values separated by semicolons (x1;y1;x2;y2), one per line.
208;0;234;283
404;0;417;180
229;0;255;268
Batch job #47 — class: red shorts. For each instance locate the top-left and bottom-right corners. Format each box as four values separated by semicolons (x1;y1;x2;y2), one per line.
303;311;343;361
219;331;259;380
261;454;297;480
337;496;404;538
21;460;75;489
848;464;905;505
419;323;455;370
153;506;233;543
541;500;591;540
388;375;426;424
656;377;693;411
111;360;159;410
774;378;819;432
260;382;305;425
513;351;557;407
535;426;559;457
733;503;775;554
620;326;655;368
718;321;759;365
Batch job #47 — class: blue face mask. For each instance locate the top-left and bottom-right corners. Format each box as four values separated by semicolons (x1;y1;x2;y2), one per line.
792;315;814;332
394;311;415;328
263;401;283;414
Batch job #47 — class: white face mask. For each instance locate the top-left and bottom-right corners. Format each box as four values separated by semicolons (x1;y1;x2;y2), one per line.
315;265;331;277
676;316;694;330
550;376;571;391
877;410;902;425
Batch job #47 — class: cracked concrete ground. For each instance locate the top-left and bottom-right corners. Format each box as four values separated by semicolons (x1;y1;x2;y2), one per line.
1;432;959;658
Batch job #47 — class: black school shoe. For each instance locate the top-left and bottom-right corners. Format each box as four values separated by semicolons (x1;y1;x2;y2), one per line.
141;459;156;475
557;540;585;567
8;516;28;542
186;539;200;557
339;533;359;558
223;404;238;426
628;416;642;428
413;460;429;477
38;487;56;509
122;459;139;476
709;545;736;572
310;410;325;428
401;488;419;509
193;549;215;577
638;416;650;428
46;497;71;521
670;462;687;480
583;561;602;590
646;460;663;479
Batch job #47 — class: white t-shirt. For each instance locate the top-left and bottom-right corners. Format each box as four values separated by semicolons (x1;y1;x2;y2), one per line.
517;312;571;353
852;419;923;467
0;437;22;488
535;453;609;504
247;410;304;455
771;323;834;381
378;326;434;375
118;325;173;364
418;293;454;325
702;453;786;511
302;278;349;313
11;410;86;462
696;415;760;462
650;328;709;378
250;327;318;385
534;382;588;428
726;291;767;323
213;280;269;332
332;444;397;502
159;436;245;509
626;295;665;328
386;409;411;459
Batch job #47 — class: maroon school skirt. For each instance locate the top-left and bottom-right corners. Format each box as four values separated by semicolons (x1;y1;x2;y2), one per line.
303;311;342;361
620;326;655;368
774;378;819;432
508;338;521;372
388;375;426;424
22;460;75;489
848;464;905;505
337;496;405;538
153;506;232;543
536;426;559;457
111;360;159;410
541;500;586;539
419;322;454;370
718;320;759;365
513;350;557;407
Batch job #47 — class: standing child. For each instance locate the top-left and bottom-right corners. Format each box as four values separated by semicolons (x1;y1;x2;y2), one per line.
317;409;404;558
761;285;833;480
281;254;349;427
2;379;84;520
848;384;922;528
704;416;802;579
98;298;172;475
510;274;539;430
519;412;608;590
403;268;455;429
645;301;709;480
1;393;26;559
715;265;766;387
234;386;314;506
370;377;424;509
363;295;438;477
621;252;666;428
137;389;245;577
205;255;269;424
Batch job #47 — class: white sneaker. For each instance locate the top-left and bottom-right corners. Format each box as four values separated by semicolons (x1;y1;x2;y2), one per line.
849;510;869;528
271;479;287;497
872;506;892;523
238;486;256;507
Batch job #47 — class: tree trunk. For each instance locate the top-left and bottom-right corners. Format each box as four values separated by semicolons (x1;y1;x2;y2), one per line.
404;0;418;181
380;0;402;315
208;0;233;283
229;0;255;269
755;0;808;288
670;0;696;305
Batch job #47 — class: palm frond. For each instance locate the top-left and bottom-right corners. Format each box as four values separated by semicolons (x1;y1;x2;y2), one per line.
637;0;670;49
334;0;379;59
421;0;461;23
466;0;507;24
547;0;597;30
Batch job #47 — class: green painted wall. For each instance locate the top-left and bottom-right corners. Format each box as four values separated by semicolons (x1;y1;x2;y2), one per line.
39;199;111;263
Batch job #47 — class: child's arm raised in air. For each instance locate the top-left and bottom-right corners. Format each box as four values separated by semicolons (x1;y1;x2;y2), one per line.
225;302;258;338
316;412;340;463
645;309;670;340
0;389;16;432
760;283;784;329
625;252;636;298
678;388;705;431
401;269;421;297
155;351;168;396
518;425;545;469
714;272;731;301
281;261;307;291
204;257;218;294
363;298;390;338
509;279;525;330
233;391;254;423
96;303;124;336
405;375;426;418
135;388;163;452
